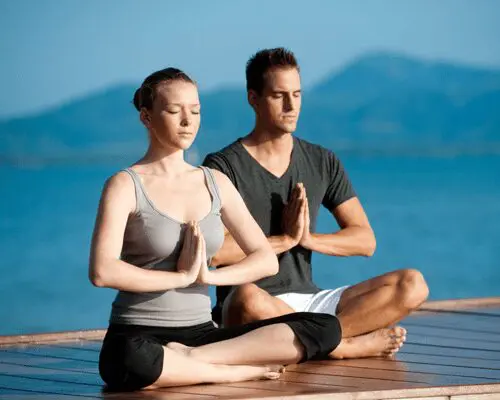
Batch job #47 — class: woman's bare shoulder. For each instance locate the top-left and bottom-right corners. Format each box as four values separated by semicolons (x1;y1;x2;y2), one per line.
104;170;134;191
205;168;241;209
99;170;136;211
207;168;233;188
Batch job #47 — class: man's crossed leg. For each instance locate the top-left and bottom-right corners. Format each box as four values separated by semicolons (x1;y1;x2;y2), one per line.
224;268;429;359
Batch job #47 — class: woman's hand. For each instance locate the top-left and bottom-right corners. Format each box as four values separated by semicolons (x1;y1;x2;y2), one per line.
196;233;212;285
176;221;203;285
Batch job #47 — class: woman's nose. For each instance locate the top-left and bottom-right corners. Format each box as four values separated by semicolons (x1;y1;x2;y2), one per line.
180;111;191;127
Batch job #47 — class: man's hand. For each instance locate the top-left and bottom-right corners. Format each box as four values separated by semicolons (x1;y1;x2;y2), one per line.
282;183;306;245
299;183;312;249
176;221;203;285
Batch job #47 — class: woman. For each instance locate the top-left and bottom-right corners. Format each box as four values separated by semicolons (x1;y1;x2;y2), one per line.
89;67;343;391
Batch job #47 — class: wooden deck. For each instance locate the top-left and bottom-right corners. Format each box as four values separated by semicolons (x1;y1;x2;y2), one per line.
1;298;500;400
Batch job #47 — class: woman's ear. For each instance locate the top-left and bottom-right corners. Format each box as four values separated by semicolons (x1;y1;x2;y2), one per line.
140;108;152;128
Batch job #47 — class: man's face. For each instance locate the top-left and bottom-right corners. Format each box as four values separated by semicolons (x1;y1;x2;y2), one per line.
251;67;302;134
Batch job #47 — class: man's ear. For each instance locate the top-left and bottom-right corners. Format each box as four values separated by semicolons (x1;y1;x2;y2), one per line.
247;90;258;111
140;109;151;128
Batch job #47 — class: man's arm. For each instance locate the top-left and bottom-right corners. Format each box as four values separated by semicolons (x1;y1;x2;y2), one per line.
210;181;306;268
211;230;298;267
300;195;376;257
298;149;375;258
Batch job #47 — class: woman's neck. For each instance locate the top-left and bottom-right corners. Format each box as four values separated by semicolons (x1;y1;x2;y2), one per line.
138;144;188;175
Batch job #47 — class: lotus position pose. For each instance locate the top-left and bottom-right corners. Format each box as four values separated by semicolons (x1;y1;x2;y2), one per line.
89;67;394;392
203;48;428;358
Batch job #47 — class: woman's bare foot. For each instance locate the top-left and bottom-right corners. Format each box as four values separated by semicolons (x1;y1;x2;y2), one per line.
263;365;286;380
166;341;192;356
166;342;284;380
212;364;284;382
329;326;406;359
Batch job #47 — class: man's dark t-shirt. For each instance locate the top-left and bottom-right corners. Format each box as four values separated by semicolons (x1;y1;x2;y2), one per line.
203;136;356;315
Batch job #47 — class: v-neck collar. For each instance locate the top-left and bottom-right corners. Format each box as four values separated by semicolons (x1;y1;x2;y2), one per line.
237;136;296;181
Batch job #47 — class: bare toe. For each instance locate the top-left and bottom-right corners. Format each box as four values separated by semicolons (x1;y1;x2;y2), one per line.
392;326;406;337
264;372;281;380
266;364;285;373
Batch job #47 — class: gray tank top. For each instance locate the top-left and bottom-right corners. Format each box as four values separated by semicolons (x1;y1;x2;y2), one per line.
109;166;225;327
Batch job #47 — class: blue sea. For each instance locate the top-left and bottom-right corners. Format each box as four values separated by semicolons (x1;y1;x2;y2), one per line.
1;154;499;335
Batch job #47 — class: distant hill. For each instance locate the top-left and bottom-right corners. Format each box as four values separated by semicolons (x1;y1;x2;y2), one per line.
1;52;500;163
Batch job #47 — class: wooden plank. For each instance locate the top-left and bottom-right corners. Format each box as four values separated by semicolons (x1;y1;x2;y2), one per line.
283;383;500;400
159;382;299;398
57;343;102;352
0;395;99;400
420;308;500;317
308;358;500;381
397;352;500;370
401;343;500;360
0;370;101;388
219;379;347;395
452;394;500;399
287;363;428;383
0;353;99;374
421;297;500;311
1;347;98;363
104;391;215;400
385;397;448;400
406;336;500;352
0;355;98;374
0;389;100;399
403;324;500;343
403;321;500;337
0;379;212;400
403;314;500;333
0;374;104;395
0;363;102;385
0;388;207;400
280;370;427;390
0;361;97;376
0;330;106;347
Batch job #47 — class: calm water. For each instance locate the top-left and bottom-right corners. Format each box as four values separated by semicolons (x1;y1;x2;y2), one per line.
1;154;499;335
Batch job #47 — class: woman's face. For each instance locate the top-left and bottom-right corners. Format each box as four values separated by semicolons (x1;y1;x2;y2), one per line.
143;80;201;151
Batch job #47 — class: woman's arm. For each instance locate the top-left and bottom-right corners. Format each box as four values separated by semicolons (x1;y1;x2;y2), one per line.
89;172;200;292
198;170;279;286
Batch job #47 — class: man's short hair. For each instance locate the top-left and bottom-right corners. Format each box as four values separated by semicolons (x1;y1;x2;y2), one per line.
246;47;299;94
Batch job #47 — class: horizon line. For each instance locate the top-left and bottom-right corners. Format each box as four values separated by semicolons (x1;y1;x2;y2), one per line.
2;49;500;122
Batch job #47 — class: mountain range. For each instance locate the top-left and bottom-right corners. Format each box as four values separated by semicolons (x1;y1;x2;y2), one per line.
2;52;500;164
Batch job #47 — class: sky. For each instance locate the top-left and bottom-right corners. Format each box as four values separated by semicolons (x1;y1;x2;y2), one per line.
1;0;499;118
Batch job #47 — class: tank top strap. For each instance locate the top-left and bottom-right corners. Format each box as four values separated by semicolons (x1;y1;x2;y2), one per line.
122;168;148;213
200;166;222;214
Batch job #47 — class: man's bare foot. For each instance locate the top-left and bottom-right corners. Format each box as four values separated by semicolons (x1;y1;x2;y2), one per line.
329;326;407;359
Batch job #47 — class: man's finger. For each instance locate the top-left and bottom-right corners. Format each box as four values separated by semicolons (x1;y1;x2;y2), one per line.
290;185;299;202
297;197;307;215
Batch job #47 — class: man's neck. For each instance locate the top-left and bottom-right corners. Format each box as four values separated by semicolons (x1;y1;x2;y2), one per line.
243;128;294;157
241;127;295;178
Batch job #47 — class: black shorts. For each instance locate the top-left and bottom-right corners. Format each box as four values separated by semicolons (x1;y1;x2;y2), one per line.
99;312;341;392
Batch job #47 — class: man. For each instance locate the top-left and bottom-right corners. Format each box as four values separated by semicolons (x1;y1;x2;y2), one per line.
203;48;429;358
